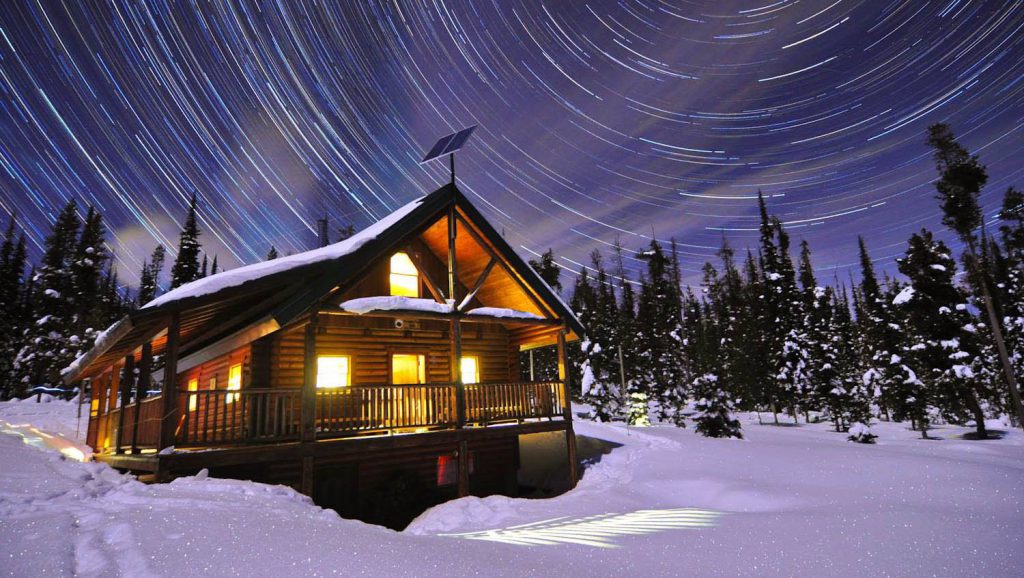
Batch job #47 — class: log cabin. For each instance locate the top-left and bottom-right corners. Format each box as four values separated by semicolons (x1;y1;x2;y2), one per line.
62;183;583;526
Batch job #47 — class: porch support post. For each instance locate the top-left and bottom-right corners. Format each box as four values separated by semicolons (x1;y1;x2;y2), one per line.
301;309;319;443
158;312;181;452
131;341;151;454
114;354;134;454
457;438;470;498
448;201;465;427
557;328;578;488
300;309;319;497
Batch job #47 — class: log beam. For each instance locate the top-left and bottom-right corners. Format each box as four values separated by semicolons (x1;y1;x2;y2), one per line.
158;313;181;451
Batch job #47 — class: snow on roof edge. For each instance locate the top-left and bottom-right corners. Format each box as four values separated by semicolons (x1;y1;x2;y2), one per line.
143;196;427;310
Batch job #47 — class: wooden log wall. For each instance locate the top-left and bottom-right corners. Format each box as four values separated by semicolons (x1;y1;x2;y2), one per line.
270;315;517;388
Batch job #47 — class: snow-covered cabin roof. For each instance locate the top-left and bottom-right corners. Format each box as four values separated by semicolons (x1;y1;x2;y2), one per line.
63;183;583;383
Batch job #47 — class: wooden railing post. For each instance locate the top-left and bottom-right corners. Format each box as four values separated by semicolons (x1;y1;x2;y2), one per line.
132;342;151;454
114;354;134;454
557;328;578;488
158;312;181;452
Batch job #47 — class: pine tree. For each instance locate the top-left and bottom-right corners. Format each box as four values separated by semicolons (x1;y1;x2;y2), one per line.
692;374;742;438
528;249;562;292
15;201;81;394
72;206;109;347
0;216;29;399
635;239;686;423
210;255;218;275
927;124;1023;428
267;246;279;260
137;245;166;306
896;230;991;438
170;193;202;288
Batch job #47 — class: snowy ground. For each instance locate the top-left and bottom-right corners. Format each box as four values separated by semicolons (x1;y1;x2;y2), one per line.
2;398;1023;577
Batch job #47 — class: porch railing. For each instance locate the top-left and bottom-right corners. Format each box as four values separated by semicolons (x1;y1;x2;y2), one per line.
101;381;565;450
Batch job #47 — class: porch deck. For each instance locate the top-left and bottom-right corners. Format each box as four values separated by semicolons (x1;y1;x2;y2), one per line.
94;380;566;454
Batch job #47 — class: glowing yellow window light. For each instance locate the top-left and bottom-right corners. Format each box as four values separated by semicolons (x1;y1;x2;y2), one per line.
392;354;426;385
187;378;199;412
460;356;480;384
389;252;419;297
227;363;241;404
317;356;351;388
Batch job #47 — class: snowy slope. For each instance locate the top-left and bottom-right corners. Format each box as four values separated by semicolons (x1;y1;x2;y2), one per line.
2;399;1023;577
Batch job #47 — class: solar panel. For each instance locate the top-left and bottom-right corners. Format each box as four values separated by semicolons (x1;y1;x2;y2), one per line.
421;134;456;163
420;125;477;163
441;125;476;156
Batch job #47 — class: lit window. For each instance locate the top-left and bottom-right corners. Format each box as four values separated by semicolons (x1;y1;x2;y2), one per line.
187;378;199;412
317;356;351;388
227;363;241;404
389;252;419;297
460;356;480;384
392;353;426;385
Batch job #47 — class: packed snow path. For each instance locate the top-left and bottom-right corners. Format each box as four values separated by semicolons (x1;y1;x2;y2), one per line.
2;399;1023;577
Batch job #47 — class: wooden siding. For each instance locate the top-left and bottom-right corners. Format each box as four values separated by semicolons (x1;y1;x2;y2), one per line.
270;314;516;388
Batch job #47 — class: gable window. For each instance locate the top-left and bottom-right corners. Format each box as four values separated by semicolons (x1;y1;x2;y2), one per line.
392;353;426;385
389;252;419;297
317;356;352;388
227;363;241;404
460;356;480;384
187;378;199;412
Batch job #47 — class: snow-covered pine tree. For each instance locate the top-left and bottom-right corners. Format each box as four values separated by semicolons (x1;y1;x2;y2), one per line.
571;256;623;421
15;200;81;395
0;216;29;399
927;124;1024;428
895;230;991;438
635;239;686;423
72;206;110;351
692;373;742;438
995;188;1024;403
170;193;202;288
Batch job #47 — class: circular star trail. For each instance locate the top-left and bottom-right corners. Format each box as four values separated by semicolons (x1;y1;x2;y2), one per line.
0;1;1022;287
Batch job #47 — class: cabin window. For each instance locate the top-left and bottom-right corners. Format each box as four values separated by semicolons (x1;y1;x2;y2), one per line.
460;356;480;384
392;353;426;385
227;363;242;404
389;252;419;297
317;356;351;388
187;378;199;412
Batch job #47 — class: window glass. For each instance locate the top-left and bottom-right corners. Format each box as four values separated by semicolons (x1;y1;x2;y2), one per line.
317;356;351;388
392;354;426;384
389;252;419;297
187;378;199;412
460;357;480;384
227;363;241;404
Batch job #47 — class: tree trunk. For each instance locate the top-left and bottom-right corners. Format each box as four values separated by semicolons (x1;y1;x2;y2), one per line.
771;400;779;425
967;389;988;439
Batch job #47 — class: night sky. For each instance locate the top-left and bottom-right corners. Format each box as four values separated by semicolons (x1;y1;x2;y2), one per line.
0;1;1021;289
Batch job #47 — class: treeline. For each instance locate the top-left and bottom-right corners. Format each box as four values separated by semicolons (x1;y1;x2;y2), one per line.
0;194;219;399
563;124;1024;441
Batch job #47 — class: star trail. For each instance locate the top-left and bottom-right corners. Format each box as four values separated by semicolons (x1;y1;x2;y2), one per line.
0;1;1022;287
